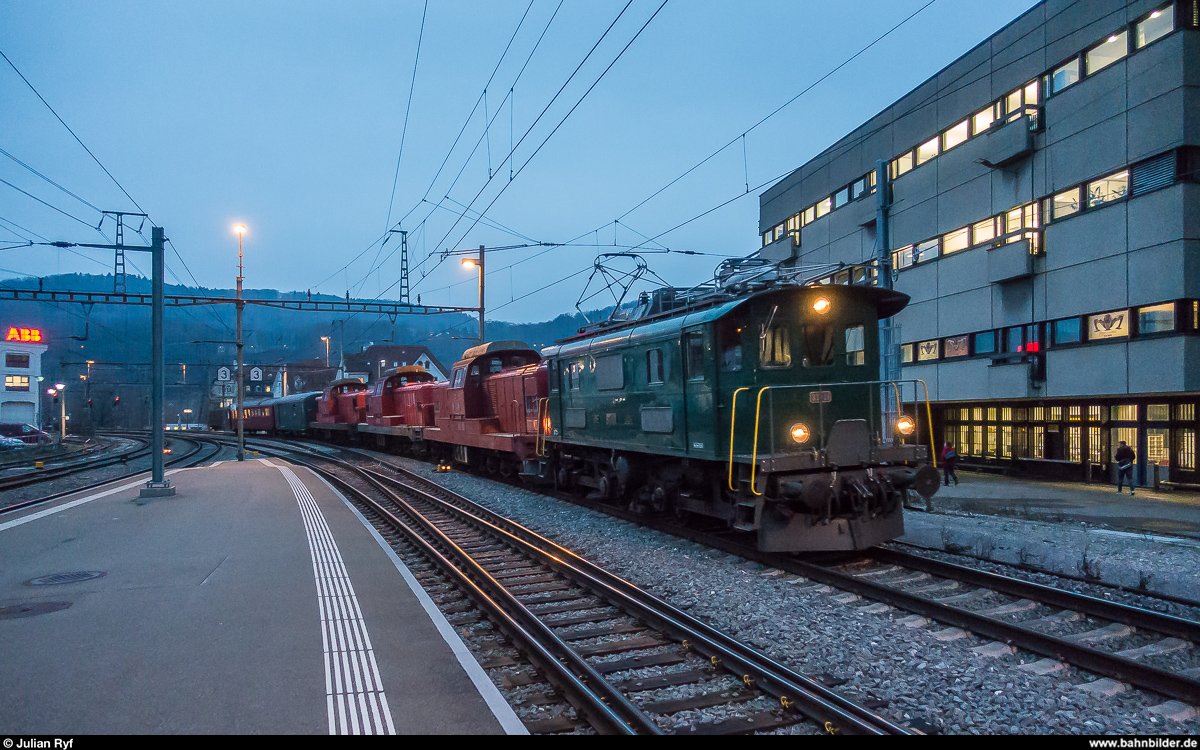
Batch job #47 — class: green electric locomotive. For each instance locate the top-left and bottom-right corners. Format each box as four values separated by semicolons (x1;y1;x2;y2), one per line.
536;282;939;552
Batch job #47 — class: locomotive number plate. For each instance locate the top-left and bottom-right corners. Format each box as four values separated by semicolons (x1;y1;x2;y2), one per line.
809;390;832;403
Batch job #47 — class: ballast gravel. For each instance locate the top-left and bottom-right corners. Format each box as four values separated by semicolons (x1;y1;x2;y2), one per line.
369;452;1200;735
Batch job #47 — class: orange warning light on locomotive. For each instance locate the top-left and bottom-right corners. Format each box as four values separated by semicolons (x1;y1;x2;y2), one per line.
5;327;43;343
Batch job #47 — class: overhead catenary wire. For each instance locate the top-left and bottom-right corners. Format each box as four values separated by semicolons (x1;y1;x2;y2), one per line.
382;0;430;234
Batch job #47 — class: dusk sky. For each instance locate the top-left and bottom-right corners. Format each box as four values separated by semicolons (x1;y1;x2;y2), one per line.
2;0;1037;323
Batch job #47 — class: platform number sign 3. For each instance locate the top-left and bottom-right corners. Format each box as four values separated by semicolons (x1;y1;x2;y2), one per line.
250;367;263;382
217;366;231;381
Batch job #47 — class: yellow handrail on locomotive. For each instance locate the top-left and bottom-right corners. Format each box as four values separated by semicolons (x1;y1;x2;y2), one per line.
727;387;750;492
916;379;936;468
748;386;772;497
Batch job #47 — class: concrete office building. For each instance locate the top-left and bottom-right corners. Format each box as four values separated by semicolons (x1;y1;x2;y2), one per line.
759;1;1199;486
2;325;48;425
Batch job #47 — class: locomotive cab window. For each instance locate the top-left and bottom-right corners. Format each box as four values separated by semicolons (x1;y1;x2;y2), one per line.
845;325;866;366
800;324;833;367
647;349;664;384
720;324;742;371
759;325;791;368
570;362;581;390
685;333;705;381
452;368;465;388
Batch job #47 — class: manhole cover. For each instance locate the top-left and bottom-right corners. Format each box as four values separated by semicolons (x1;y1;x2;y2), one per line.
24;571;106;586
0;601;72;619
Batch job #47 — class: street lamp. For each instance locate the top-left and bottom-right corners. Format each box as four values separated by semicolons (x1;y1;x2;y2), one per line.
234;224;246;461
462;245;484;343
183;408;192;429
321;336;330;367
54;382;65;440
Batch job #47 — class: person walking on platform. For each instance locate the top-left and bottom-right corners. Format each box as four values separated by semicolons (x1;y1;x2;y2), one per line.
941;442;959;487
1115;441;1136;495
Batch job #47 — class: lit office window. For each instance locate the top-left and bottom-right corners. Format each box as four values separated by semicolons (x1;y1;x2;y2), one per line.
1088;405;1102;421
1137;5;1175;48
815;197;832;219
1030;407;1044;422
762;232;771;246
986;425;998;456
1068;426;1082;462
916;136;939;165
1088;170;1129;207
942;227;969;254
892;151;914;178
1031;426;1045;458
972;425;984;456
916;340;939;361
1179;429;1196;470
1001;407;1013;422
1138;303;1175;333
1111;404;1138;421
944;335;969;358
1148;404;1170;421
4;375;29;391
987;407;997;422
1015;408;1028;422
914;238;939;263
1005;207;1025;234
1069;406;1082;421
1086;30;1129;75
900;343;913;364
959;425;970;454
1088;427;1102;464
973;407;984;422
1148;428;1169;465
892;245;914;270
1054;318;1082;345
1088;309;1129;340
1024;80;1039;106
1052;187;1081;219
1051;57;1081;93
972;218;996;245
786;214;800;233
943;120;969;151
972;107;995;135
1177;403;1196;421
1005;88;1023;115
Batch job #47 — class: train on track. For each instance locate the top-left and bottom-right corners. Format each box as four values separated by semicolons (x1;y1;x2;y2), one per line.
234;282;939;551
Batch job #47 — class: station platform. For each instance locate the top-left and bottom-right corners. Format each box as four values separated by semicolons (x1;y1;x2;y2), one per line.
925;471;1200;539
0;459;525;735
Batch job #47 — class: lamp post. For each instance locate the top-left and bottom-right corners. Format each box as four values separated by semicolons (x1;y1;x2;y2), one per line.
183;408;192;429
462;245;484;343
234;224;246;462
54;382;65;440
321;336;330;367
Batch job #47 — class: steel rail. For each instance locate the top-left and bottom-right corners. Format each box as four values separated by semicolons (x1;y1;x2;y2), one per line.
362;465;910;736
869;546;1200;643
240;437;908;735
270;450;650;735
0;437;151;492
778;555;1200;705
0;435;220;515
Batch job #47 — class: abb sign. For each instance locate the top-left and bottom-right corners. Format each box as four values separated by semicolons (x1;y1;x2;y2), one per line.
5;327;43;343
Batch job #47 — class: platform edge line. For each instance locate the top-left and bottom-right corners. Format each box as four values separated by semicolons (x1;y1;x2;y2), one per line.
0;468;185;533
304;466;530;736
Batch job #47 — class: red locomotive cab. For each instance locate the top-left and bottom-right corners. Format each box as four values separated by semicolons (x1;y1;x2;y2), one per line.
316;378;368;424
338;389;367;425
440;340;544;462
399;381;441;427
367;366;436;426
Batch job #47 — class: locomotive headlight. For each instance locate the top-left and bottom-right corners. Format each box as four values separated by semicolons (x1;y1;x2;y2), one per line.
812;297;831;314
789;423;811;444
896;416;916;435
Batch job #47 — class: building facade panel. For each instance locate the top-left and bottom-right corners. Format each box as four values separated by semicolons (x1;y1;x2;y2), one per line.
1046;343;1130;396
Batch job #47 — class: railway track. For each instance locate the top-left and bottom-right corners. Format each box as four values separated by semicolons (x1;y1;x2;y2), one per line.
0;434;223;515
0;436;150;492
231;436;911;735
236;436;1200;719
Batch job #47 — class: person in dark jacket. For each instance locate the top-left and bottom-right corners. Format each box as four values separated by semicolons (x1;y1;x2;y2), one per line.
941;442;959;486
1115;441;1136;495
